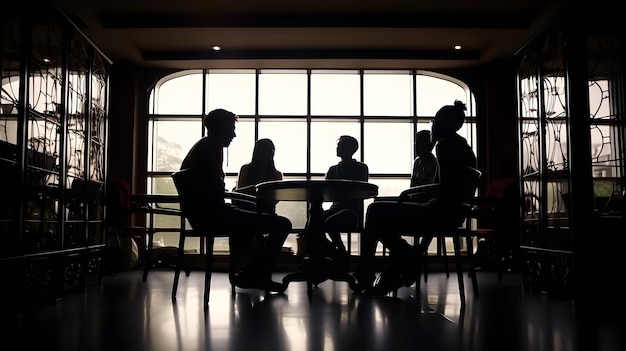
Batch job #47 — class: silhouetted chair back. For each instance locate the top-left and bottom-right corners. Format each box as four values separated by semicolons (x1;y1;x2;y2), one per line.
399;166;482;301
171;168;257;304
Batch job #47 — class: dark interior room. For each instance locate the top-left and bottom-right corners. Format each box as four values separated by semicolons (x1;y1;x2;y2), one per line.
2;0;624;350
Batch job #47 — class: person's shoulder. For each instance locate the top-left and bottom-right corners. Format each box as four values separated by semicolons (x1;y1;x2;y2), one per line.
193;136;220;150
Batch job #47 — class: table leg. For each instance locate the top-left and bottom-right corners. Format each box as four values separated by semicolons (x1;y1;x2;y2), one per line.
282;197;357;299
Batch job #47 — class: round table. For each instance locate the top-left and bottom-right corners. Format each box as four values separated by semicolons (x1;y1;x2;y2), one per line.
256;179;378;298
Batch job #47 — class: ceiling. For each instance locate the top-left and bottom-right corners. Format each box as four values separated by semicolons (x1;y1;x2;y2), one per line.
53;0;570;70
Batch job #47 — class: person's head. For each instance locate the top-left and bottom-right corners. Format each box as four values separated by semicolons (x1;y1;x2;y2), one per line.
415;130;435;157
431;100;466;142
251;138;276;167
203;108;238;146
336;135;359;159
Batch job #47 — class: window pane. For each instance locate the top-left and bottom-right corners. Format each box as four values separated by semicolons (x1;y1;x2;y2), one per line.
416;75;466;116
274;175;308;230
224;175;239;195
368;177;411;198
310;120;361;174
149;119;203;172
275;201;308;230
155;72;203;115
364;71;413;116
311;70;360;116
206;69;256;115
259;70;307;115
225;119;255;175
364;121;413;174
258;119;307;173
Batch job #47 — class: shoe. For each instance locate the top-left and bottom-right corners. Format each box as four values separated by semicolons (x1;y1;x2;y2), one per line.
363;271;404;297
352;272;375;293
234;272;286;293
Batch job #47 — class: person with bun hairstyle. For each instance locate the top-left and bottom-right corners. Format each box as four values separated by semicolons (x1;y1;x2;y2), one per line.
353;101;477;296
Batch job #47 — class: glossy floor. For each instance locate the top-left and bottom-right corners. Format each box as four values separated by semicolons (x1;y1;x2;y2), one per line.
5;268;622;351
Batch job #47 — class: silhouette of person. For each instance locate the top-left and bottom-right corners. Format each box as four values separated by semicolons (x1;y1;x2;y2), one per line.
411;130;437;187
353;101;477;295
180;109;292;292
323;135;369;270
235;138;283;213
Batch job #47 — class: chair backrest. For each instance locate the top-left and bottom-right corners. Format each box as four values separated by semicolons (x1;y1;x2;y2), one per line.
450;166;482;226
461;166;482;204
171;168;213;228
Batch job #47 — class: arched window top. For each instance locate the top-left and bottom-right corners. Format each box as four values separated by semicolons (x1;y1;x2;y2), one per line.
149;69;475;117
150;70;203;115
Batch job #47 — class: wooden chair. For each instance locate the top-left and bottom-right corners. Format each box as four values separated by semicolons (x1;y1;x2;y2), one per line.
141;202;179;282
397;166;482;301
171;168;258;304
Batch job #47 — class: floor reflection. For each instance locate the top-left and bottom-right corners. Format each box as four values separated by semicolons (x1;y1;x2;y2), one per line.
5;269;589;351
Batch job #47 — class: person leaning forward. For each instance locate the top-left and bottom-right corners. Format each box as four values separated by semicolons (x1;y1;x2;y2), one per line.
180;108;292;293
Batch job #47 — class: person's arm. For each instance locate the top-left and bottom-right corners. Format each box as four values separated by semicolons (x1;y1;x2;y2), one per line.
359;163;369;181
235;165;250;190
275;170;283;180
325;165;336;180
399;183;439;203
410;158;419;187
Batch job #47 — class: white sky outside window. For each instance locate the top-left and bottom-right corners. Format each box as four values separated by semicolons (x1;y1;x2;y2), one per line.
259;70;308;116
206;70;256;115
364;121;413;174
416;75;467;115
258;119;308;173
364;71;413;116
147;69;479;251
311;71;360;116
154;71;202;115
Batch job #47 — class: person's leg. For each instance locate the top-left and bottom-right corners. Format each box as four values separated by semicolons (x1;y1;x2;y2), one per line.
323;208;358;271
354;201;389;288
219;205;291;289
324;208;358;249
356;201;434;293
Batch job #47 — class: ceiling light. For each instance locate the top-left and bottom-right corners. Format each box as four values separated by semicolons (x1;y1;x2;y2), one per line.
454;45;462;50
212;45;221;51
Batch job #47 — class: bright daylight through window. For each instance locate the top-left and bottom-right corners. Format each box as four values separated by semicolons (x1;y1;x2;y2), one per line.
146;69;477;255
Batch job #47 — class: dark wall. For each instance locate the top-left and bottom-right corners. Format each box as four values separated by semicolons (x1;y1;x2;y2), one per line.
107;63;139;188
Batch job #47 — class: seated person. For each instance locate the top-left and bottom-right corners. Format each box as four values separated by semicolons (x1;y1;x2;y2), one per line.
323;135;369;269
234;138;283;213
411;130;438;187
354;101;477;295
180;109;292;292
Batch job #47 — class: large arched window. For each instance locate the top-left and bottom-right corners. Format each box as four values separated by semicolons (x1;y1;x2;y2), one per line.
146;69;476;253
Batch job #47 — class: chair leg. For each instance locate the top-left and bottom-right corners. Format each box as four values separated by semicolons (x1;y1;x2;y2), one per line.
204;236;215;305
142;209;155;282
228;239;239;297
171;231;186;301
439;236;449;277
421;235;434;283
452;236;466;302
466;235;479;296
